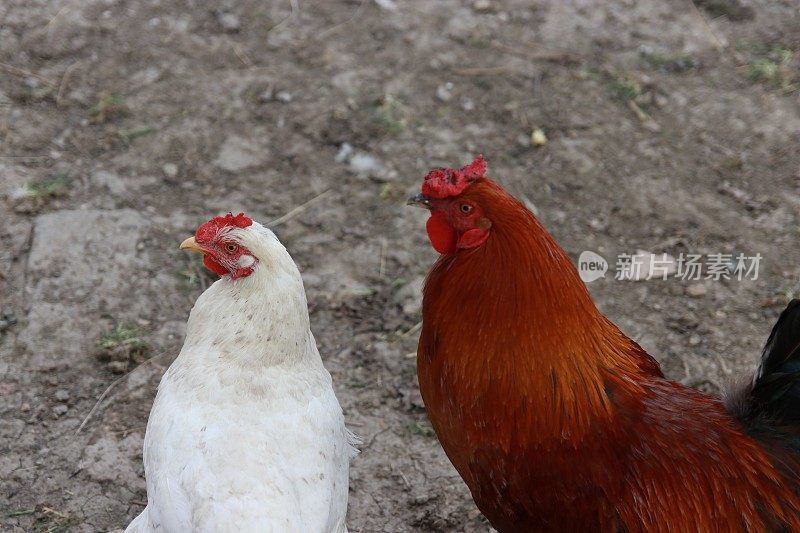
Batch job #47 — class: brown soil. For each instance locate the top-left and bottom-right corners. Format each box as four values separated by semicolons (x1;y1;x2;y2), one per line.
1;0;799;531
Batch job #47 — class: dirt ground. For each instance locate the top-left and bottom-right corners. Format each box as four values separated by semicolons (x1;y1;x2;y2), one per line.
1;0;799;531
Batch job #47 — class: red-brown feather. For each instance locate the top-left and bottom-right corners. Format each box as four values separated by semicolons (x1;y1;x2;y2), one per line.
418;178;800;531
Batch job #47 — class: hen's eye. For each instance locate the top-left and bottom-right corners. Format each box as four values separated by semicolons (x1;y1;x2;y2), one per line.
225;243;238;253
460;204;473;214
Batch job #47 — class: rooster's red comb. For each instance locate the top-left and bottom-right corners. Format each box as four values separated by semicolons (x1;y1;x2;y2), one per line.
421;155;487;199
196;212;253;243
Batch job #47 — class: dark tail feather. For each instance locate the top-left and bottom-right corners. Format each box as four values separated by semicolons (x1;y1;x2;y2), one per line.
727;300;800;448
751;299;800;425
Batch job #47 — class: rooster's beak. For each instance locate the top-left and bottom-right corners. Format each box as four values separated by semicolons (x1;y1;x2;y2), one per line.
407;193;432;209
180;236;205;253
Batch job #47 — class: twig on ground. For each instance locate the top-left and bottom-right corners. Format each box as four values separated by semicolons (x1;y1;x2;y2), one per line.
452;64;517;76
231;43;252;67
378;238;387;277
627;101;661;132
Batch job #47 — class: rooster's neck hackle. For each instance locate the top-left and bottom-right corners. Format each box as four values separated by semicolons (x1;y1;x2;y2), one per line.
422;179;657;439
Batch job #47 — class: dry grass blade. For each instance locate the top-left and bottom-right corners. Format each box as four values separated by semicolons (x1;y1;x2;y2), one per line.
56;61;81;106
400;321;422;338
491;42;580;64
41;507;69;519
43;5;68;33
317;0;367;40
686;0;746;65
263;0;300;37
75;352;169;435
268;189;332;227
0;62;56;87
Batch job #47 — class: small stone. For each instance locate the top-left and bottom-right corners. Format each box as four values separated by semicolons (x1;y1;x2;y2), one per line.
435;82;453;102
162;163;178;179
214;135;269;172
52;404;68;417
130;67;160;86
689;334;701;346
54;389;70;402
258;88;274;102
0;311;17;333
686;283;707;298
9;186;37;214
461;98;475;111
217;12;241;32
589;218;607;231
95;170;127;195
335;143;354;163
349;153;387;180
531;128;548;147
275;91;293;103
79;434;143;485
472;0;494;12
373;0;398;10
20;402;31;412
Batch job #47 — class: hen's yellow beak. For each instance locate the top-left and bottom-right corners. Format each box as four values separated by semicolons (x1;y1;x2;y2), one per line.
180;236;204;253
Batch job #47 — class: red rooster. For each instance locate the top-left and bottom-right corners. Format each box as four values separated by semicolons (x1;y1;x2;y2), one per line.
409;156;800;532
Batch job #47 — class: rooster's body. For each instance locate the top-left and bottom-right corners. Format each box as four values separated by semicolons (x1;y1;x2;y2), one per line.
126;215;356;533
412;158;800;532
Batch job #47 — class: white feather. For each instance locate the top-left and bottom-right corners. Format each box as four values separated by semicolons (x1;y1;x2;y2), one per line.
126;222;356;533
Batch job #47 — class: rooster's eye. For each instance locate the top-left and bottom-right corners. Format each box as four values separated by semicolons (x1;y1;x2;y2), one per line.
225;243;238;254
460;204;473;214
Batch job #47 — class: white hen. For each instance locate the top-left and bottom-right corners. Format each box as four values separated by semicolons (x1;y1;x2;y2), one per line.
126;213;357;533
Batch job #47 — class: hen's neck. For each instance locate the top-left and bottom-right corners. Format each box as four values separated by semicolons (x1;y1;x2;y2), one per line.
182;261;313;368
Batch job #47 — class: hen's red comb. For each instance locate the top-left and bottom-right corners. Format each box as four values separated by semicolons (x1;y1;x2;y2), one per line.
196;212;253;243
421;155;487;199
